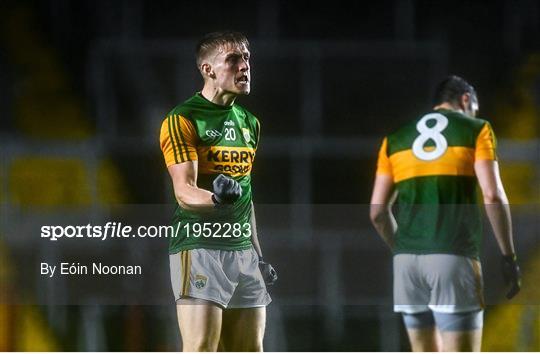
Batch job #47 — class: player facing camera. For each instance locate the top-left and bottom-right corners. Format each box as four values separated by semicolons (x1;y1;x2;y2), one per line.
160;31;276;352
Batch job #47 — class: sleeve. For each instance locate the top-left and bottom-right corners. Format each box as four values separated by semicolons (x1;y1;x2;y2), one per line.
475;122;497;161
160;114;199;166
376;137;393;177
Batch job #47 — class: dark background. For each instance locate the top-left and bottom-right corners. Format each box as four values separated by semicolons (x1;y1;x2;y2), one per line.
1;0;539;351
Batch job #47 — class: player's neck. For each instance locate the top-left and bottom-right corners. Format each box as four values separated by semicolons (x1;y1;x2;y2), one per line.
433;102;463;114
201;86;237;107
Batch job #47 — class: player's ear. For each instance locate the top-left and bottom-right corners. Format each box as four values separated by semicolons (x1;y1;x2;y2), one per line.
460;93;471;111
201;62;216;80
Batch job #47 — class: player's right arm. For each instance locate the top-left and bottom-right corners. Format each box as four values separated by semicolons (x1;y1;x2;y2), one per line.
370;175;397;249
160;115;213;210
160;114;241;210
370;137;398;249
167;161;213;210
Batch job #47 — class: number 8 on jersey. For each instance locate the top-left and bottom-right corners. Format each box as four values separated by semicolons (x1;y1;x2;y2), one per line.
412;113;449;161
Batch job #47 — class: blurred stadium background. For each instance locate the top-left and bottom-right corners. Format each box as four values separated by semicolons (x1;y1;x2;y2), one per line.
0;0;539;351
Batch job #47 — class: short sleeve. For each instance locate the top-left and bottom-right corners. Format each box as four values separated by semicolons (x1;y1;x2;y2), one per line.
376;137;393;176
160;114;199;166
475;122;497;161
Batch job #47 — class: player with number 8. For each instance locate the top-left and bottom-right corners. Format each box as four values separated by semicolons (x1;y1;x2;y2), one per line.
369;75;520;352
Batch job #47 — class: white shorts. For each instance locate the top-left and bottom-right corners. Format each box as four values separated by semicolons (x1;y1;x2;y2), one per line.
169;247;271;308
393;254;484;314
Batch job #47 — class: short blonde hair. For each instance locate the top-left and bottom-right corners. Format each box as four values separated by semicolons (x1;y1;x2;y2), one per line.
196;31;249;68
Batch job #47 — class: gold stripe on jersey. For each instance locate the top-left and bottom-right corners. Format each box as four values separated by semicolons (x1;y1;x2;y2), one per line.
171;115;185;162
174;114;194;162
178;115;190;162
389;146;476;183
177;116;198;162
198;146;256;177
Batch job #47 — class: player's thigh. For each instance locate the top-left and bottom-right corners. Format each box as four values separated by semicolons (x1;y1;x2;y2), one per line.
176;300;223;351
440;329;482;352
220;307;266;351
402;311;441;352
434;310;483;352
227;247;271;309
406;328;441;352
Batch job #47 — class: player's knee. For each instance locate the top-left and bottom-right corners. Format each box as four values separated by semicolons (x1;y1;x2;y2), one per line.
183;343;217;352
435;311;483;352
231;330;264;352
441;332;481;352
411;340;438;352
183;337;219;352
407;329;440;352
241;340;263;352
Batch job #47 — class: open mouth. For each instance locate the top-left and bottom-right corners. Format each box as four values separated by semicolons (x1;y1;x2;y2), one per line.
235;75;249;84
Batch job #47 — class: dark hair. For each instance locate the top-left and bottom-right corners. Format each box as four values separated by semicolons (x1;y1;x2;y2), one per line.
195;31;249;68
433;75;477;106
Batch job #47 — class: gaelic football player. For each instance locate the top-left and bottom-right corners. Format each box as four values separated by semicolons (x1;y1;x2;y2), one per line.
370;76;521;351
160;31;277;352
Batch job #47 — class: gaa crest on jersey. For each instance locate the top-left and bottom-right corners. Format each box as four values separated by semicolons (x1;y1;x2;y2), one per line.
242;128;251;143
195;274;208;289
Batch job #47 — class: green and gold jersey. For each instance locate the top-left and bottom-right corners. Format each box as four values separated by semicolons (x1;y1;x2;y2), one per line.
376;109;497;259
160;93;260;253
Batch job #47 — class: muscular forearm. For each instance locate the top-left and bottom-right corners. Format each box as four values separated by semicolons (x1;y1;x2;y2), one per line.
175;185;214;211
484;196;515;256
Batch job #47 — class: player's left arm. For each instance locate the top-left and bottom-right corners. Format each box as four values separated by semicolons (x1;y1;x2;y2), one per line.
250;118;277;285
250;202;262;257
251;202;278;286
250;116;263;258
